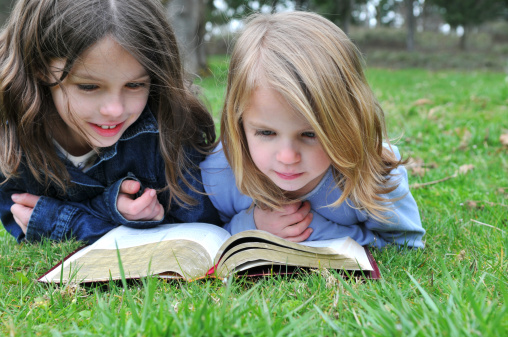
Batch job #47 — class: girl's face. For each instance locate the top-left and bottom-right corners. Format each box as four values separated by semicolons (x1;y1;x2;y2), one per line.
242;87;331;198
49;36;150;155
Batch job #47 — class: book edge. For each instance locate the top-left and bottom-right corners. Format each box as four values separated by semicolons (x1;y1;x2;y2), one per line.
37;245;87;283
364;246;381;279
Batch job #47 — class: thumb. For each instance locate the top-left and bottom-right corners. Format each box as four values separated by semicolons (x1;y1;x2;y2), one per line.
11;193;40;208
120;180;141;195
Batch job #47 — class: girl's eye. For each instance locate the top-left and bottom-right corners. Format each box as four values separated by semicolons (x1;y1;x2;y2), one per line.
254;130;275;137
126;82;147;89
302;131;316;138
77;84;98;91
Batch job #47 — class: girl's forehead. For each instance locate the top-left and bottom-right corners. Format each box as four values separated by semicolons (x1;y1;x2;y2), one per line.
244;86;310;122
53;37;144;71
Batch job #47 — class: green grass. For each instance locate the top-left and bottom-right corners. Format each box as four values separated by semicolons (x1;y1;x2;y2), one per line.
1;57;507;336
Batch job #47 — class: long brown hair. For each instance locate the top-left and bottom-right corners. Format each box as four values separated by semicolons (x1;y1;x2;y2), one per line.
221;11;405;221
0;0;215;206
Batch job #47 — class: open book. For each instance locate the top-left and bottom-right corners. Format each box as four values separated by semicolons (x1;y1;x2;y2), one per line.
39;223;380;283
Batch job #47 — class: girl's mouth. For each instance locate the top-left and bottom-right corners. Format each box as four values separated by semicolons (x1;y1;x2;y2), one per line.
275;172;303;180
90;122;124;137
97;124;118;129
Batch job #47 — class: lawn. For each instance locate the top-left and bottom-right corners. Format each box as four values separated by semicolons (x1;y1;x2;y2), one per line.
1;56;507;336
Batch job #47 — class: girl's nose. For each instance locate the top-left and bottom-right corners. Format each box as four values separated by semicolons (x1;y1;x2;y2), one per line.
276;143;301;165
99;96;124;117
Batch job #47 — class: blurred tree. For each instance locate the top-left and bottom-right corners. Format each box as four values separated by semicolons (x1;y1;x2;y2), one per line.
165;0;209;76
217;0;365;35
420;0;443;32
404;0;416;51
310;0;358;34
375;0;398;27
220;0;288;17
428;0;505;49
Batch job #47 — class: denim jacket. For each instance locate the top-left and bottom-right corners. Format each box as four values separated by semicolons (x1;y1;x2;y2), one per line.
1;107;221;244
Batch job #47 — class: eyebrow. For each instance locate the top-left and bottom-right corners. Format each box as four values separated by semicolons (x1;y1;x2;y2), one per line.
244;118;313;130
70;71;150;82
243;119;271;129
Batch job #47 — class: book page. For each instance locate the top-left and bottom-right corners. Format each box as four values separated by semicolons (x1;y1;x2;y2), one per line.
301;237;370;269
217;232;373;276
300;237;349;249
91;223;231;260
41;222;231;282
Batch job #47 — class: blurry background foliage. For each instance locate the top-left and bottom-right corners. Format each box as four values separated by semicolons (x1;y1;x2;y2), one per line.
164;0;508;74
1;0;508;74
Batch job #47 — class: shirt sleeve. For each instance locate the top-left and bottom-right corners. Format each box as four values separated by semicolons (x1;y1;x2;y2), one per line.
306;211;387;247
354;162;425;248
352;146;425;248
200;144;253;231
303;145;424;248
223;209;257;234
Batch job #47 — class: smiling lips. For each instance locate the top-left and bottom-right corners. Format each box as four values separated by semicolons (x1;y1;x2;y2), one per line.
90;122;125;137
275;171;303;180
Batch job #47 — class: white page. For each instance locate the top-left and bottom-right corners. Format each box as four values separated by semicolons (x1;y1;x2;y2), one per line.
300;237;349;249
48;223;230;274
92;223;231;260
300;236;371;270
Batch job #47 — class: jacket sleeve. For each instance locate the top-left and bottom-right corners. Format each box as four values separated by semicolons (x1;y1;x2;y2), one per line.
0;177;116;244
0;177;26;243
80;175;165;229
166;148;222;226
24;195;117;244
1;175;162;244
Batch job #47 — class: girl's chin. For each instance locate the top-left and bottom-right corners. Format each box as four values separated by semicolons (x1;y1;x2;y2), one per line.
277;185;306;198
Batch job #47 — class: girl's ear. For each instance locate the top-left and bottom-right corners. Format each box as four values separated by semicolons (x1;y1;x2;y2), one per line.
38;59;66;86
36;69;48;82
36;65;60;87
37;70;56;87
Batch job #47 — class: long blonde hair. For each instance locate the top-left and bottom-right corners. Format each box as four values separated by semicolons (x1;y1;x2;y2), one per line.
221;11;404;221
0;0;215;206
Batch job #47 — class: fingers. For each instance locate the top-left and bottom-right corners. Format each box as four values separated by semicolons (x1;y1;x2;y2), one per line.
281;201;311;225
117;188;164;221
281;212;313;238
119;180;141;196
277;201;313;240
12;214;28;234
284;227;313;243
11;193;40;208
10;203;32;234
10;194;38;235
253;200;313;240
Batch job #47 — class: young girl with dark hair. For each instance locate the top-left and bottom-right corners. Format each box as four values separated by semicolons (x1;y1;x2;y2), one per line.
0;0;220;243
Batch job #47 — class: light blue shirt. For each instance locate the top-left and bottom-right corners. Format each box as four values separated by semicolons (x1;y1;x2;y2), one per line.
200;143;425;248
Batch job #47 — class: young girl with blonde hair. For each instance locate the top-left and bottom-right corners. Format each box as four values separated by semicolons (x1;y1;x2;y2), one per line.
201;11;424;248
1;0;220;243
